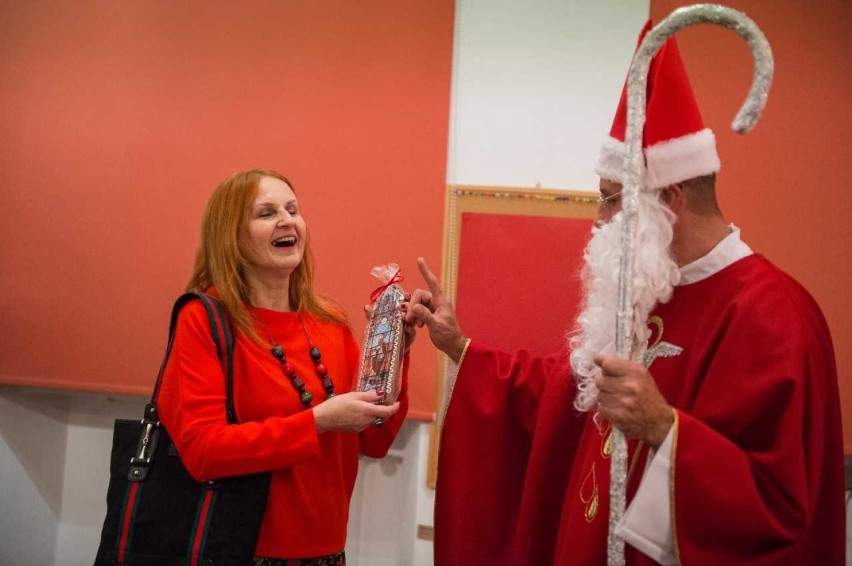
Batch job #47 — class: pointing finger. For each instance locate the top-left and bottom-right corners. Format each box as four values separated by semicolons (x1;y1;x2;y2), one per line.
417;257;444;296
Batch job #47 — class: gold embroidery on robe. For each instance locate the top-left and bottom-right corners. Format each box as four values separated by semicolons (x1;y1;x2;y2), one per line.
576;315;683;522
580;462;599;522
601;421;613;458
643;315;683;367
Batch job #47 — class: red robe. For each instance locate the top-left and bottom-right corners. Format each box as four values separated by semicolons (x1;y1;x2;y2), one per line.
434;254;844;565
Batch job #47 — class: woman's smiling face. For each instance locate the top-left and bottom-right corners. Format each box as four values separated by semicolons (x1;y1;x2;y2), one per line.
239;175;307;279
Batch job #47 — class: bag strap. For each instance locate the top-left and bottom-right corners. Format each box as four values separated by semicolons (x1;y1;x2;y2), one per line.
147;292;238;424
128;293;237;482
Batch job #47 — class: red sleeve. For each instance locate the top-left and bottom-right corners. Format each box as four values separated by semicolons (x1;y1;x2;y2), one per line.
446;340;561;435
158;300;321;481
435;341;567;565
671;281;845;565
350;327;410;458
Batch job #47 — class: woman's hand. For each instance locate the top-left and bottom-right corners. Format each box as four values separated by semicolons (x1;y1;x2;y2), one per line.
312;390;400;433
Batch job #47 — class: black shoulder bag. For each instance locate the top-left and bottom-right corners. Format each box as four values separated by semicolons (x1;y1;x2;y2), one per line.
94;293;272;566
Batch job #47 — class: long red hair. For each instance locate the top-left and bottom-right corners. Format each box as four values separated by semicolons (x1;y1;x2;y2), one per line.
187;168;349;343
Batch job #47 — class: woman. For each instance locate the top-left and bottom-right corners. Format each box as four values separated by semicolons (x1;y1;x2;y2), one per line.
159;168;409;565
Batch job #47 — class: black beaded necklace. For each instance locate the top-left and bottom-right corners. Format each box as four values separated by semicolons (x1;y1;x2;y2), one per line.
256;311;335;407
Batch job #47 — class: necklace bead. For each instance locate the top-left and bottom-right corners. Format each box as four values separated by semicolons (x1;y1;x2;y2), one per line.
257;311;335;408
271;345;285;360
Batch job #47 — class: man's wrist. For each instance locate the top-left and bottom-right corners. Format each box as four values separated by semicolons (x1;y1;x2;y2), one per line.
646;406;675;448
447;335;469;363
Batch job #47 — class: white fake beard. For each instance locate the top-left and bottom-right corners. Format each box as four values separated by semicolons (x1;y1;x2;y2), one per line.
569;191;680;412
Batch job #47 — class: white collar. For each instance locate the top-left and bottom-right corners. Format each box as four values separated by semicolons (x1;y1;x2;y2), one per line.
677;225;753;286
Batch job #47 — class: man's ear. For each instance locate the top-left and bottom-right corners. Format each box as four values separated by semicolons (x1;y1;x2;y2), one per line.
662;183;686;213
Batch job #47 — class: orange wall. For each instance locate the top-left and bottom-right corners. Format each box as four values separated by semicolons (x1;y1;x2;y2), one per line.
650;0;852;450
0;2;454;420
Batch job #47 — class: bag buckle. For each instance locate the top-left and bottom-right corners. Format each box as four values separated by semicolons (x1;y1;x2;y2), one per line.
128;420;161;482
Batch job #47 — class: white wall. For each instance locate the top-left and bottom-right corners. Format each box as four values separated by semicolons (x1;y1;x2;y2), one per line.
0;390;68;566
447;0;649;190
56;395;146;566
0;2;652;565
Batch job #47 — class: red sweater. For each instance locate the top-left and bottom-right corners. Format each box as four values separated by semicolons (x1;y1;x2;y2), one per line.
158;300;408;558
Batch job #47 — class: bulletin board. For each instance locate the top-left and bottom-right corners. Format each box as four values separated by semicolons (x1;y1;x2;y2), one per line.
426;185;598;487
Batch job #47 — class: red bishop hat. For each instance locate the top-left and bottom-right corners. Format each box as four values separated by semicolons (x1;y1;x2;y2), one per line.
595;20;720;190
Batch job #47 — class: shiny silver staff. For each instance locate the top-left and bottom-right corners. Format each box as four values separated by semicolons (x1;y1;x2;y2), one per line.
609;5;774;565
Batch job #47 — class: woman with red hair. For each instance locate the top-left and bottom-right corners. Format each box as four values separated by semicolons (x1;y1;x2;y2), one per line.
159;168;409;565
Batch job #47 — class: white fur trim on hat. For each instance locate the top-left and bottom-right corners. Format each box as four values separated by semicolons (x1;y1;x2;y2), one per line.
595;136;631;185
595;129;720;189
645;129;720;189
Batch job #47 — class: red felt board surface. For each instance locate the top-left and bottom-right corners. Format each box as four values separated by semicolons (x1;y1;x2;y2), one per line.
455;213;594;355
